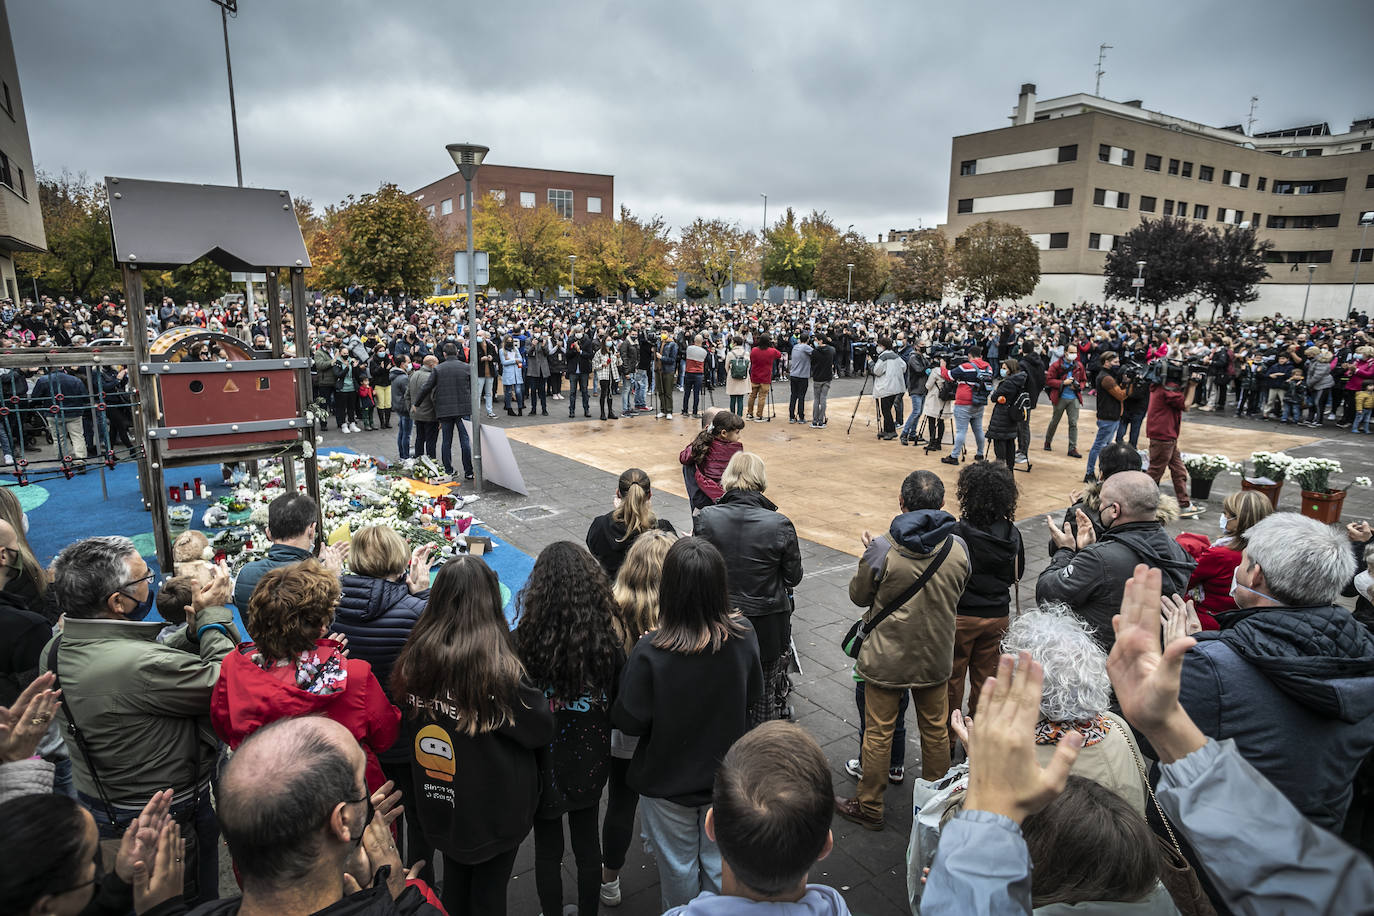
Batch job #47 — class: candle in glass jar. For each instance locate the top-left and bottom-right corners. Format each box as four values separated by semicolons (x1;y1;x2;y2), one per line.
169;486;181;503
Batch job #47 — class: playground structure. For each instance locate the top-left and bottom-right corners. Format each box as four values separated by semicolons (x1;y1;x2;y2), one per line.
0;177;320;568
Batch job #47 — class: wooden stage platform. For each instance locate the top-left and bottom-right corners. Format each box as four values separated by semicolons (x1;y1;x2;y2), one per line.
504;394;1316;558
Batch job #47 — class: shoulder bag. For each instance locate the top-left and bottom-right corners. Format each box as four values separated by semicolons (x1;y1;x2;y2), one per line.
841;537;953;659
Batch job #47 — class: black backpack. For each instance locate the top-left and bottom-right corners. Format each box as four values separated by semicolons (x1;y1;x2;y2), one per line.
968;365;995;407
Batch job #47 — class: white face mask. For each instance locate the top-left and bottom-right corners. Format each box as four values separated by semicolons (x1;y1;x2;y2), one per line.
1218;514;1231;532
1356;571;1374;603
1229;567;1276;607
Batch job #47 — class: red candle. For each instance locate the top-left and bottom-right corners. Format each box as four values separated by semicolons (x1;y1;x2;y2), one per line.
169;486;181;503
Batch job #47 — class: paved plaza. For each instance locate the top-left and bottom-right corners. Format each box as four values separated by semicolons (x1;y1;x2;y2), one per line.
320;376;1374;916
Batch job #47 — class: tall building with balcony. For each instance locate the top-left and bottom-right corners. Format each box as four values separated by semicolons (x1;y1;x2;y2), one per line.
410;164;614;235
0;0;45;302
947;84;1374;316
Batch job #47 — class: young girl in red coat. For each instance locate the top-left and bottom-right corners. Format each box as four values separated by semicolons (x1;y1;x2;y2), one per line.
679;410;744;511
211;559;400;792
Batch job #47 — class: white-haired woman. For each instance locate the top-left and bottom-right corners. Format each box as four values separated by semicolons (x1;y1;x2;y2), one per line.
952;603;1146;815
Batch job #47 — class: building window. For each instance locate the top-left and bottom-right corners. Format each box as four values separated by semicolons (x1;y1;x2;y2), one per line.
1053;188;1073;205
1199;165;1214;182
1181;161;1193;178
1177;200;1188;216
1193;204;1208;220
1252;212;1261;226
1140;195;1156;213
1362;142;1373;151
1048;232;1069;249
957;198;973;214
440;198;453;215
1264;250;1333;264
1353;249;1374;263
519;191;536;208
1267;214;1341;229
1089;232;1102;249
0;83;10;119
548;189;573;219
489;189;506;202
1057;144;1078;162
1121;148;1135;167
1257;176;1267;191
1098;144;1111;163
1093;188;1106;206
1168;158;1180;176
1145;153;1162;172
425;205;435;218
1223;169;1233;184
1240;172;1250;188
14;166;23;198
960;159;977;176
1367;174;1374;189
1216;208;1226;222
1117;192;1129;209
1163;199;1174;216
458;193;465;211
587;196;602;214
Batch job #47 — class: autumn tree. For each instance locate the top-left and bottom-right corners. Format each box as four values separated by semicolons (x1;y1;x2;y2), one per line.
675;218;757;301
813;230;890;301
953;219;1040;304
15;171;120;300
572;206;674;301
474;196;571;297
332;183;441;295
890;229;952;303
761;207;828;296
1103;217;1211;313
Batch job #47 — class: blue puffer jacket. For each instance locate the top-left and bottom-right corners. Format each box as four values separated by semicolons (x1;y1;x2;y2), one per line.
330;574;429;705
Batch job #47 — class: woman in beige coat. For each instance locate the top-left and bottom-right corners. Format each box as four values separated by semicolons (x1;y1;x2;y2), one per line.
723;336;751;417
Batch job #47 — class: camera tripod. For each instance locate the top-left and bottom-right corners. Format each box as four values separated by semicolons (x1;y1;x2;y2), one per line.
846;370;873;435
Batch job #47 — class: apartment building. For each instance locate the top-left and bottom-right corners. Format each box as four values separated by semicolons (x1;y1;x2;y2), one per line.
410;164;613;233
947;84;1374;316
0;0;45;302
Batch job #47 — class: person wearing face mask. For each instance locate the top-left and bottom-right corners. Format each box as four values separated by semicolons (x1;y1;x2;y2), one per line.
1181;490;1273;630
0;519;49;707
39;536;237;906
1042;345;1086;458
1169;512;1374;833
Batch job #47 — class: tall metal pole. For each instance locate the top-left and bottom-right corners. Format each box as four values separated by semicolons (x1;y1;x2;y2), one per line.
1302;263;1316;324
1350;216;1373;318
846;263;855;303
760;193;767;234
216;2;242;188
569;255;576;304
1134;260;1145;313
465;175;482;492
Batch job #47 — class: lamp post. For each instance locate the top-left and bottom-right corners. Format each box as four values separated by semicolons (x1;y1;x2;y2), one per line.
726;247;736;305
1302;262;1317;323
569;255;577;305
446;142;488;492
846;263;855;303
209;1;242;187
1134;260;1146;313
760;193;767;233
1350;211;1374;318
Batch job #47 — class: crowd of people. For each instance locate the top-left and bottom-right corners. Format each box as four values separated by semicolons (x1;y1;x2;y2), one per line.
1;286;1373;915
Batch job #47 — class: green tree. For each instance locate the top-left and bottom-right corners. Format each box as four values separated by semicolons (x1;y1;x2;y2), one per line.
1103;217;1211;313
170;258;233;300
474;196;571;298
953;219;1040;304
334;183;441;295
15;171;120;300
890;229;952;303
1198;224;1271;317
761;207;826;296
813;230;891;301
573;206;674;301
675;218;757;301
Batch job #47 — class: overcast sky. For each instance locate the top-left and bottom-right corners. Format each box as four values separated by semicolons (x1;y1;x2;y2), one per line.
13;0;1373;242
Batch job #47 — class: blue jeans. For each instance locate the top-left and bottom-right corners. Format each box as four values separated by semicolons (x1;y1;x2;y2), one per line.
855;680;907;769
902;394;926;439
1282;401;1302;423
951;403;985;459
395;414;413;459
83;785;219;906
1356;408;1372;433
1115;410;1144;447
633;369;648;409
638;795;722;912
682;372;703;414
1085;418;1119;476
502;383;524;412
439;417;473;476
479;377;495;415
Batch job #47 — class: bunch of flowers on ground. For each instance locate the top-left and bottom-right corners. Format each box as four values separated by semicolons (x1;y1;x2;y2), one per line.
1182;453;1241;481
1249;451;1293;482
1288;457;1343;494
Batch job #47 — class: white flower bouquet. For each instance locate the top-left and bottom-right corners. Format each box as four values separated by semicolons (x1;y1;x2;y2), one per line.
1249;451;1293;482
1288;457;1343;493
1182;453;1240;481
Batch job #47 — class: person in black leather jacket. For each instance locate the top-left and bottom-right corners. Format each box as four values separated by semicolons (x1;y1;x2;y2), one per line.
693;452;803;722
331;525;436;880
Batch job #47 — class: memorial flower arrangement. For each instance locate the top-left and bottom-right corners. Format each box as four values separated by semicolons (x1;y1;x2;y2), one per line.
1182;454;1240;481
1249;451;1293;482
1289;457;1343;494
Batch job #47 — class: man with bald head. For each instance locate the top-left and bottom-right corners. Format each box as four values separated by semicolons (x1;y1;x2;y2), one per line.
1038;471;1195;650
191;716;440;916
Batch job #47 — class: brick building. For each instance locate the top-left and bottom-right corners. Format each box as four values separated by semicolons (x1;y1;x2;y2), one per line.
410;164;614;233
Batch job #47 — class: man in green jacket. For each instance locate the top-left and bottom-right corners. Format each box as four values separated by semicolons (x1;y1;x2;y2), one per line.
41;535;236;905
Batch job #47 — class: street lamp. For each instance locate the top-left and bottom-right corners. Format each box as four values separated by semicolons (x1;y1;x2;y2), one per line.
1350;211;1374;318
209;1;242;187
726;247;737;305
1302;262;1317;323
446;141;489;492
1134;260;1146;313
760;193;767;233
569;255;577;305
846;263;855;303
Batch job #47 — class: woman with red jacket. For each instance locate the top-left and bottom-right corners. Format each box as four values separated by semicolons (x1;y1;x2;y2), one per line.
1182;489;1273;629
746;333;783;421
679;410;744;511
212;559;400;792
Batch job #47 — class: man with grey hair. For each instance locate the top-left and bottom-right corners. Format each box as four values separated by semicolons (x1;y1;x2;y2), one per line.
1039;470;1194;651
1176;512;1374;830
40;535;235;904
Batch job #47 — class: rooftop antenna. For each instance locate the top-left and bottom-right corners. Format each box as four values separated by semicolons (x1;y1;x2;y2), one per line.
1246;96;1259;135
1094;43;1112;97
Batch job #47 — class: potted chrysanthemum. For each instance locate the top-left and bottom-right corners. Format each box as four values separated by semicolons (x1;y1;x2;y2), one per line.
1290;457;1347;524
1242;451;1292;508
1181;453;1238;501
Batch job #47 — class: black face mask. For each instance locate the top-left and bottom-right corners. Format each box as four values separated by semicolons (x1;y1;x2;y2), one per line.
347;793;374;848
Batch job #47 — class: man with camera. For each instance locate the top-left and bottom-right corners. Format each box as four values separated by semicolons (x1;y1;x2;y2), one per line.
938;345;994;464
1085;352;1131;483
1042;345;1086;458
1146;360;1204;519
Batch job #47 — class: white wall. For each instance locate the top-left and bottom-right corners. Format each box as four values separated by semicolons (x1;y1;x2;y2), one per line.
971;190;1057;213
1024;273;1374;319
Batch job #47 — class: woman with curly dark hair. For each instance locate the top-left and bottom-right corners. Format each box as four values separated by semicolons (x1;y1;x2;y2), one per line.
391;556;554;916
945;460;1024;755
211;559;400;793
511;541;625;916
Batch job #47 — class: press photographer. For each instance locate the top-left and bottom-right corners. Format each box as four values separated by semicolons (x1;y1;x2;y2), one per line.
1084;352;1131;483
1145;358;1204;519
